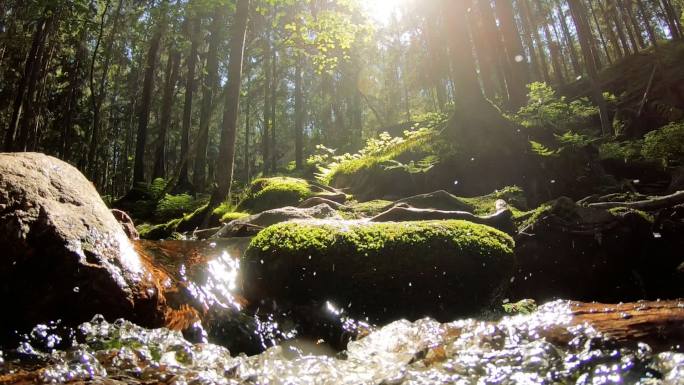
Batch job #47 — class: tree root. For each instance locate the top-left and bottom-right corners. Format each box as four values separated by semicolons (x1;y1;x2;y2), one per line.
588;190;684;210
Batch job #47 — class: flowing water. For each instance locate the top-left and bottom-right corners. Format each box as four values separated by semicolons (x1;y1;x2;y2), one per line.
1;242;683;385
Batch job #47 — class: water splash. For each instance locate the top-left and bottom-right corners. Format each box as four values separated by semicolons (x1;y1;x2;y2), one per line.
2;301;682;384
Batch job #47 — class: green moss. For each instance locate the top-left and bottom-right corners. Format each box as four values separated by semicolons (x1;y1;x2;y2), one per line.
154;193;207;223
339;199;393;219
514;203;553;231
460;186;527;216
212;202;236;217
237;177;313;213
248;220;513;267
220;211;250;223
137;217;182;240
608;207;655;223
244;220;515;320
642;121;684;167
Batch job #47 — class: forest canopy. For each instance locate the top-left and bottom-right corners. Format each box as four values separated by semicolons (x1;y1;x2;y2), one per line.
0;0;682;204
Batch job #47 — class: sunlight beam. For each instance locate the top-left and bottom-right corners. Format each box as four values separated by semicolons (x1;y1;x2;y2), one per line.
363;0;405;25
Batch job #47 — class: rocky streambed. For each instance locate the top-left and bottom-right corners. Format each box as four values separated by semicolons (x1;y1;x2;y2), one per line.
1;300;683;385
1;153;684;384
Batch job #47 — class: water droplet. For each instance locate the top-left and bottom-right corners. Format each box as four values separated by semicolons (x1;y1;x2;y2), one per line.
454;180;459;185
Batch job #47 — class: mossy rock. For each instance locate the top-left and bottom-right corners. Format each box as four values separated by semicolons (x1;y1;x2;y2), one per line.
243;220;515;322
511;197;683;302
237;177;313;213
112;182;158;221
339;200;394;219
385;187;527;216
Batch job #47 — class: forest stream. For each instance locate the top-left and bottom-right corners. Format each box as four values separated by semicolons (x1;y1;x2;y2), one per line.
0;236;683;385
2;0;684;383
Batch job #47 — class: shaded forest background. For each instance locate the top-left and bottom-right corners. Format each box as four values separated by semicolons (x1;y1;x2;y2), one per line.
0;0;682;201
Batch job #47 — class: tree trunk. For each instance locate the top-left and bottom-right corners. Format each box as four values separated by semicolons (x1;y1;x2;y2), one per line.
660;0;682;38
605;0;632;55
152;49;181;180
621;0;647;49
294;52;304;170
475;0;509;101
568;0;611;136
598;0;625;58
493;0;529;109
244;79;252;181
88;0;124;177
133;4;166;184
546;33;566;85
468;7;498;99
262;34;272;174
518;0;543;83
16;15;54;152
205;0;250;221
177;15;200;191
587;0;613;64
193;8;225;192
635;0;658;46
557;3;583;76
4;14;50;151
528;0;552;84
60;29;86;160
270;45;278;172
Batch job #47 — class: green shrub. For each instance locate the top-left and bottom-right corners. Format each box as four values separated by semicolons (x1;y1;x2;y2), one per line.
309;113;448;184
512;82;599;132
154;194;207;223
641;121;684;167
149;178;168;200
599;140;644;161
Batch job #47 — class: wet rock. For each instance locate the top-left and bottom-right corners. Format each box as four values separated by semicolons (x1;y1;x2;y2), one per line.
512;197;682;302
0;153;164;339
370;204;515;234
242;220;515;323
387;190;473;212
298;196;345;209
214;204;342;238
111;209;139;240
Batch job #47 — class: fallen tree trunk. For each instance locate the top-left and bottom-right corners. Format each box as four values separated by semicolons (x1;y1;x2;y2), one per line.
587;190;684;210
556;300;684;350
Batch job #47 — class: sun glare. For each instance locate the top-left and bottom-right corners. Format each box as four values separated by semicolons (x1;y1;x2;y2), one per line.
364;0;405;25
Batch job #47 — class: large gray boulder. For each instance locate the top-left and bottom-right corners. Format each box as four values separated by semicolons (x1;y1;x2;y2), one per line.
0;153;163;334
